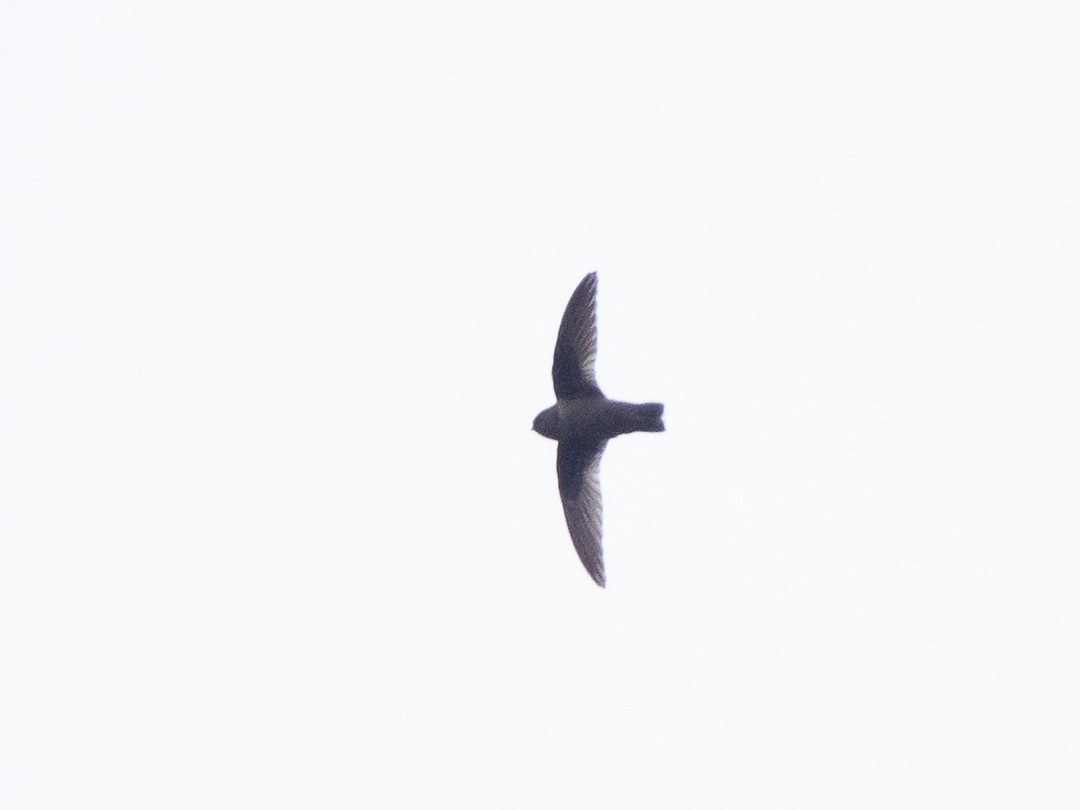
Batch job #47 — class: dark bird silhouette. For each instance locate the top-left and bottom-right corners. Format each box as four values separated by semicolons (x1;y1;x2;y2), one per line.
533;272;664;587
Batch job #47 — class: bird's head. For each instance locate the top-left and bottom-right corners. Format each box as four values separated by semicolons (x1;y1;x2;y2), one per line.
532;405;560;439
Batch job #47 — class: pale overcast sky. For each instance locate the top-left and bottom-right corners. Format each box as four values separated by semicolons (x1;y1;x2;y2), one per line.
2;2;1078;808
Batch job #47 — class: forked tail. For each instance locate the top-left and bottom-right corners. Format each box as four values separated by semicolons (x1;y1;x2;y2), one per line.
630;402;665;433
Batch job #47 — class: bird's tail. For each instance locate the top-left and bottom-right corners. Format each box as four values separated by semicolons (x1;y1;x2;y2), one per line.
627;402;665;433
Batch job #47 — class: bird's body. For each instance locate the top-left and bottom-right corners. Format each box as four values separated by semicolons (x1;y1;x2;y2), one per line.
533;399;664;443
533;273;664;587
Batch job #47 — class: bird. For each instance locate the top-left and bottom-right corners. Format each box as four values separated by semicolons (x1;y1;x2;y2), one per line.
533;272;664;587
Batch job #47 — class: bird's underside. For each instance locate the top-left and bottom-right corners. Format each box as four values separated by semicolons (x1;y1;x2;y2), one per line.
534;272;664;587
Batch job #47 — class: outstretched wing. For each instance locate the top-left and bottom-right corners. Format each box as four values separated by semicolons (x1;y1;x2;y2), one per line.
552;272;602;399
557;436;608;587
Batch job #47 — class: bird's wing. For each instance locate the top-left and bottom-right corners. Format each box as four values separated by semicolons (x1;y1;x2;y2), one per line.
552;272;603;399
557;437;608;587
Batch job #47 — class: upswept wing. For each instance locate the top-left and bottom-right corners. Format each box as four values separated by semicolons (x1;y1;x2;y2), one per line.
552;272;602;399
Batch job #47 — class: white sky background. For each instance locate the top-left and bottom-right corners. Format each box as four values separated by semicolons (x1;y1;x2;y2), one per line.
2;2;1078;807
